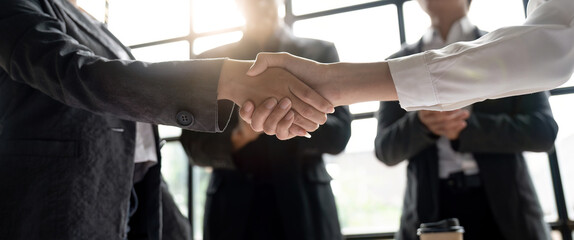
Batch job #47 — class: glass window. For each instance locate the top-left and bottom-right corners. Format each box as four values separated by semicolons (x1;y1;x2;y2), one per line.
160;141;190;217
349;101;380;114
191;0;244;33
326;118;406;234
293;5;400;63
107;0;190;46
549;95;574;220
467;0;525;32
291;0;378;16
130;41;190;62
558;74;574;88
524;152;558;222
192;166;212;239
403;1;430;45
193;31;243;56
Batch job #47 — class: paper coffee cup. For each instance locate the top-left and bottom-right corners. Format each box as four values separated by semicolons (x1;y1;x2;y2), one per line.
417;218;464;240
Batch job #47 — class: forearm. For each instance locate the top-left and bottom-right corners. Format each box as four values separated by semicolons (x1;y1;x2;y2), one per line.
325;62;397;106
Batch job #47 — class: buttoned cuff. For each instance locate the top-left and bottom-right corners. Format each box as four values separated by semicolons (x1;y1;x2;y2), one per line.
388;52;440;111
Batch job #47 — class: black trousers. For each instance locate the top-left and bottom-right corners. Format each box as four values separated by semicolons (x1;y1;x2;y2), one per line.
438;176;505;240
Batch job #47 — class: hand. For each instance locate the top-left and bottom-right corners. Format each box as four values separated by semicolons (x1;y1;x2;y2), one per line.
231;115;262;151
241;52;397;139
218;59;334;138
418;109;470;140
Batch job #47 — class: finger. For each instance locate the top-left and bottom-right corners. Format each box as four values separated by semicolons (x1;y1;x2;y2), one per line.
445;120;467;132
250;98;277;132
246;52;288;77
276;111;296;140
293;113;320;133
289;123;309;138
290;95;330;126
239;101;255;124
445;109;470;121
262;98;292;135
290;81;335;114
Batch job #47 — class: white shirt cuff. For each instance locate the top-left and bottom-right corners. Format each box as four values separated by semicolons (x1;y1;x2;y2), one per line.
388;52;440;111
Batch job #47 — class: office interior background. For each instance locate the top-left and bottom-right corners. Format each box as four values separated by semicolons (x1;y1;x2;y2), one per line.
77;0;574;239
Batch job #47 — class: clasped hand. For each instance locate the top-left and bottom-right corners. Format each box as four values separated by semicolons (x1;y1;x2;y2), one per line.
230;53;339;140
218;57;334;140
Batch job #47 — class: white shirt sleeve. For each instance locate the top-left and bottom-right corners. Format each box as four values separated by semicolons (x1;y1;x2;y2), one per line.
388;0;574;111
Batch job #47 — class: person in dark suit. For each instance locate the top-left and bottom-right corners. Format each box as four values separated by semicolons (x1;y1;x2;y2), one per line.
179;0;351;239
0;0;335;239
374;0;557;240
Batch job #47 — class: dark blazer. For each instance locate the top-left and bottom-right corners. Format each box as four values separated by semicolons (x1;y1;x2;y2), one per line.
180;28;352;240
0;0;232;239
375;32;558;240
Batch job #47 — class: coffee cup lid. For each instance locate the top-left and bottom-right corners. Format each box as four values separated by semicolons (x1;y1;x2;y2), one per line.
417;218;465;235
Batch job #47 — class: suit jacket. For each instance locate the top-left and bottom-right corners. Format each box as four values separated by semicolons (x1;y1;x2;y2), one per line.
180;28;352;240
0;0;232;239
375;32;558;240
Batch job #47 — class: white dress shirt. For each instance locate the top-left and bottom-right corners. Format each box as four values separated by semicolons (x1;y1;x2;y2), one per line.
421;17;480;178
134;122;158;164
389;0;574;111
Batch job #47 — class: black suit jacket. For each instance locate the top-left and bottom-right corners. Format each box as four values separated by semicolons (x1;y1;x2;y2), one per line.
375;32;558;240
180;28;352;240
0;0;232;239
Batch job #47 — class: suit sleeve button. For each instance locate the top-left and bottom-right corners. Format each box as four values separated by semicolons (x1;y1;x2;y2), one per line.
176;111;194;126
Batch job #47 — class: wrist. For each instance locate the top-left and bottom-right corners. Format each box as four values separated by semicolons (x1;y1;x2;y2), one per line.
217;59;233;101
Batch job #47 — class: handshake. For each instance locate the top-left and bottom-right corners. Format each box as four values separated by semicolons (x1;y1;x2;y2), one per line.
217;52;398;140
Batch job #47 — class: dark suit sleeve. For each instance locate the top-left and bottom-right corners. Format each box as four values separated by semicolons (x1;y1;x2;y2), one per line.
374;101;439;166
179;111;238;169
456;92;558;153
0;0;232;132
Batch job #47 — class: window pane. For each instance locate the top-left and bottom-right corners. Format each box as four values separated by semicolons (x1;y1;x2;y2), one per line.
349;102;379;115
552;230;563;240
524;152;558;222
193;31;243;56
131;41;190;62
467;0;525;32
161;141;190;217
77;0;106;23
293;5;401;62
327;118;406;234
291;0;378;16
403;1;430;45
549;94;574;220
192;166;212;239
191;0;244;33
107;0;190;46
558;74;574;88
158;125;183;139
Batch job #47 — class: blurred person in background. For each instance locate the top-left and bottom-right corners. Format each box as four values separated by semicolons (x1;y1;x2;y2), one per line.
374;0;556;239
180;0;351;239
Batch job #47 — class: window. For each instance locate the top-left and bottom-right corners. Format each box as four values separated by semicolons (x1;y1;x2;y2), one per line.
78;0;574;239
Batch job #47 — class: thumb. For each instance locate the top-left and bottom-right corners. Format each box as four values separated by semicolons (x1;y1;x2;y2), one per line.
246;52;287;76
